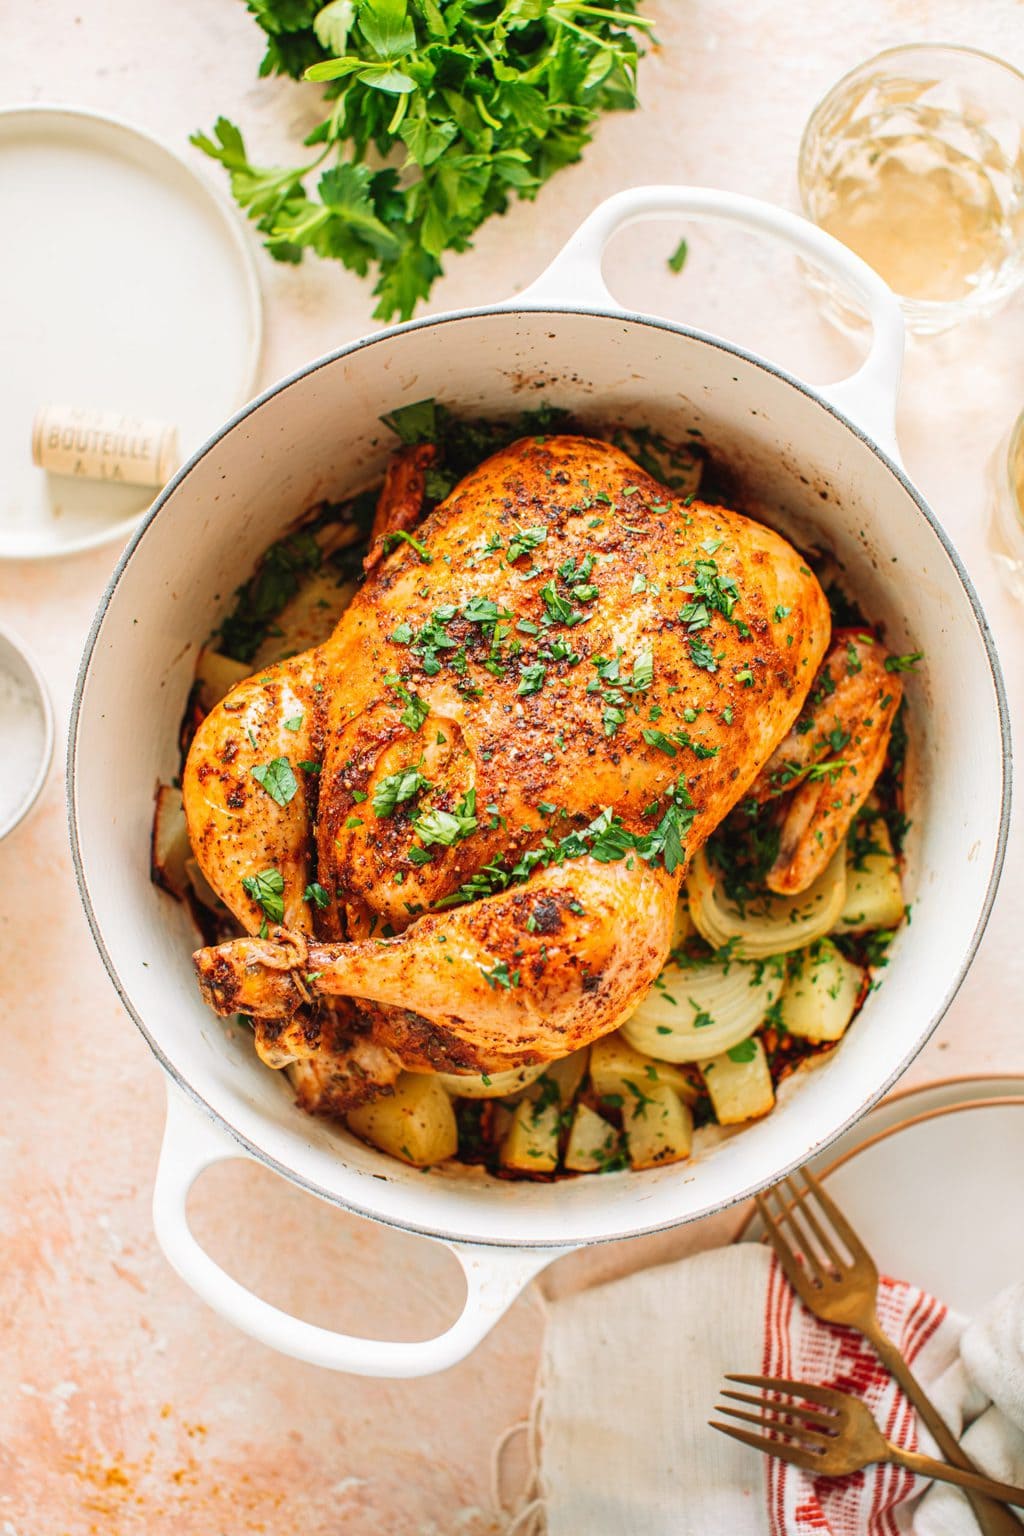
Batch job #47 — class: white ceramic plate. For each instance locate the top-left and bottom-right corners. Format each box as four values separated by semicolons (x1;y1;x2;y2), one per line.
0;105;262;560
741;1077;1024;1316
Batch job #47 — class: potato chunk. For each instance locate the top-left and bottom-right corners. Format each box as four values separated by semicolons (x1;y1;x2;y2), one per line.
346;1073;458;1167
700;1038;775;1125
780;940;863;1042
624;1083;693;1170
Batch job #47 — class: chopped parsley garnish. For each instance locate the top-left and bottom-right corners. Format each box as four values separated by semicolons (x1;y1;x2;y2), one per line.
480;959;520;990
885;650;924;673
727;1038;758;1063
302;882;331;909
507;526;548;562
405;608;459;674
632;648;654;691
385;675;430;732
774;604;791;622
436;790;698;910
414;788;478;847
372;764;431;818
642;727;719;760
383;529;431;563
250;756;299;807
688;555;739;619
462;595;511;626
283;714;303;732
518;661;547;697
540;581;585;628
241;867;284;925
667;238;688;274
688;636;718;673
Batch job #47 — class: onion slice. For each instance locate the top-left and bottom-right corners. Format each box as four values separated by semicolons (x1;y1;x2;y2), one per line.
623;952;785;1063
687;843;847;959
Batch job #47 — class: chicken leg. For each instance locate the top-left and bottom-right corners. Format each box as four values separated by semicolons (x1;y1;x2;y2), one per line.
194;853;680;1074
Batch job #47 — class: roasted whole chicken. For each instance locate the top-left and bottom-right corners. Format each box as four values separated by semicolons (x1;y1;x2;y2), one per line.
185;434;901;1111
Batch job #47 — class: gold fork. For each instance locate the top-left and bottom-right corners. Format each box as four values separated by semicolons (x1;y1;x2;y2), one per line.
710;1374;1024;1506
755;1168;1023;1535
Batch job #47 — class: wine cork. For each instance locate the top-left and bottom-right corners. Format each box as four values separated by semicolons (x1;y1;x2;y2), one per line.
31;404;180;488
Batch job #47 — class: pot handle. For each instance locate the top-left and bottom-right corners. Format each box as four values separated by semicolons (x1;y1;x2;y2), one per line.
512;185;905;456
152;1083;561;1378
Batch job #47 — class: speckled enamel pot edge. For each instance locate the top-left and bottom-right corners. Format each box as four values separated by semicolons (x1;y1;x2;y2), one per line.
66;188;1011;1375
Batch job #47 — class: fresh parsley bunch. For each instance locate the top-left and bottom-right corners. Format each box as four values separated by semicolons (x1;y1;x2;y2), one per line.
193;0;650;321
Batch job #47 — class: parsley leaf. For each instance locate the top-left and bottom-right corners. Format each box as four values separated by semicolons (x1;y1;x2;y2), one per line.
194;6;652;322
250;756;299;806
667;237;688;273
385;674;430;732
382;528;431;562
885;650;924;673
688;636;718;673
727;1038;758;1063
373;764;431;818
241;867;285;925
518;661;547;697
414;788;478;848
507;525;548;562
480;959;520;990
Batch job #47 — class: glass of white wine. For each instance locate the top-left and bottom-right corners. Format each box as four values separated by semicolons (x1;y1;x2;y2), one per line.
799;45;1024;333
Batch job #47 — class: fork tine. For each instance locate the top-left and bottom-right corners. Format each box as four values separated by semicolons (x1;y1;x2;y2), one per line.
709;1420;823;1469
726;1374;845;1409
755;1191;810;1292
799;1166;868;1257
767;1182;826;1284
716;1404;834;1442
785;1174;845;1272
719;1389;838;1430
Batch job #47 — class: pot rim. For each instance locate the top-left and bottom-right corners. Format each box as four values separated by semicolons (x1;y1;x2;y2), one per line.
66;300;1013;1249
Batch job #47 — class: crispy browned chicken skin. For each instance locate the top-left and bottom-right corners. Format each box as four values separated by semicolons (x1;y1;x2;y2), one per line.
185;435;834;1082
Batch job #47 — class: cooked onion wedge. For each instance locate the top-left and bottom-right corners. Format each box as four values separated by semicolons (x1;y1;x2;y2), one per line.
436;1063;547;1100
622;953;785;1064
687;843;847;959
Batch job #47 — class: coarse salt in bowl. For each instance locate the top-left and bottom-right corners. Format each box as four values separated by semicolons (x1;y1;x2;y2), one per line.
0;625;54;840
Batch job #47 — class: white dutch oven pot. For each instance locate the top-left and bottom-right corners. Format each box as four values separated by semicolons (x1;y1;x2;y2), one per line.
69;188;1010;1378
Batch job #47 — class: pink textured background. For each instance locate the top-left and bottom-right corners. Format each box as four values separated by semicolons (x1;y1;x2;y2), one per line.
2;2;1023;1529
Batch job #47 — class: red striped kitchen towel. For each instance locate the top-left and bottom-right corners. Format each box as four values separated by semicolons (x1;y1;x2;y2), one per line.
526;1244;980;1536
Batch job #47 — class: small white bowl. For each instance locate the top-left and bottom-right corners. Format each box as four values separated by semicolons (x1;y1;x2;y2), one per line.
0;624;54;840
